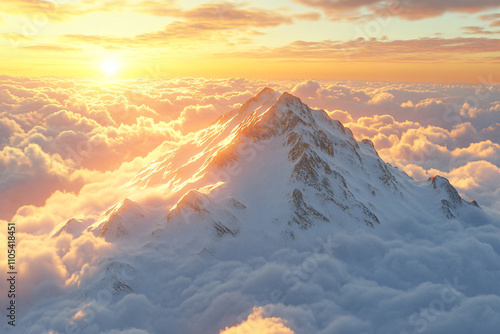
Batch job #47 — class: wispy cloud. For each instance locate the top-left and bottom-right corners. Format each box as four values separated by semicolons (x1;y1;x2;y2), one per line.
226;37;500;63
462;26;500;35
60;3;294;49
21;44;83;52
0;0;127;22
294;0;500;20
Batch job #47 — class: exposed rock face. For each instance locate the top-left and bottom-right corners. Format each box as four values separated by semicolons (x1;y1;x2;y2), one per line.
469;200;480;208
166;190;241;241
289;188;329;230
430;175;463;205
80;261;136;301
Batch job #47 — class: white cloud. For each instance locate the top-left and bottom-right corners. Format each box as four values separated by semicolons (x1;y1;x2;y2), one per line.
291;80;321;99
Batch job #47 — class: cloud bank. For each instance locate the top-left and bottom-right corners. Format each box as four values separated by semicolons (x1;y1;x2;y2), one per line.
1;77;500;334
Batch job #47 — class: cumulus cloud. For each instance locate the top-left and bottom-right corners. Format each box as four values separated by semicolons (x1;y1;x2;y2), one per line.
325;109;353;124
220;307;294;334
13;205;500;333
368;91;395;105
291;80;321;99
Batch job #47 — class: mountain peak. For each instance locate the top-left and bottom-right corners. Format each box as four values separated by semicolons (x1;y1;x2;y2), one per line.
469;200;480;208
429;175;460;199
429;175;466;219
237;87;280;118
256;87;276;99
359;139;379;158
51;218;92;239
275;91;308;111
252;91;316;132
277;91;300;103
87;198;145;241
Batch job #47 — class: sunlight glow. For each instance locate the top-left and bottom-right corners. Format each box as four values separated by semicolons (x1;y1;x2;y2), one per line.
101;59;120;76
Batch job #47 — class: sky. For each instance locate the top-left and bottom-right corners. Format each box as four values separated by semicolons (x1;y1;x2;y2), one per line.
0;0;500;82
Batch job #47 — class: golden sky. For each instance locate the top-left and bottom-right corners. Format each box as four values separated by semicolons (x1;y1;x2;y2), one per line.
1;0;500;82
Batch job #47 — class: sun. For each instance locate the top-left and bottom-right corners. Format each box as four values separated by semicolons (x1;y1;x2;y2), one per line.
101;59;120;76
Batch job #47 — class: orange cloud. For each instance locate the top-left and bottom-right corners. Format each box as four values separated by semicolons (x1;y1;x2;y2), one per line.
368;92;395;104
175;104;222;133
220;307;294;334
462;26;500;35
294;11;322;21
182;3;293;27
16;236;68;306
480;13;500;21
21;44;83;53
62;3;293;49
0;0;126;22
0;33;35;42
326;109;353;124
294;0;500;20
228;37;500;63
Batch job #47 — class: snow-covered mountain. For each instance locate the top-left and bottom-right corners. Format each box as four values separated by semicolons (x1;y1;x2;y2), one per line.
52;198;146;241
54;87;479;248
22;88;499;334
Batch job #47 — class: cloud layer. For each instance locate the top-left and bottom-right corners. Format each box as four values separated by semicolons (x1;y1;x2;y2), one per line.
10;206;500;334
1;77;500;334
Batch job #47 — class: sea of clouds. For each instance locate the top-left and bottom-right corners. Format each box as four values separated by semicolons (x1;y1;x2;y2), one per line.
1;76;500;333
